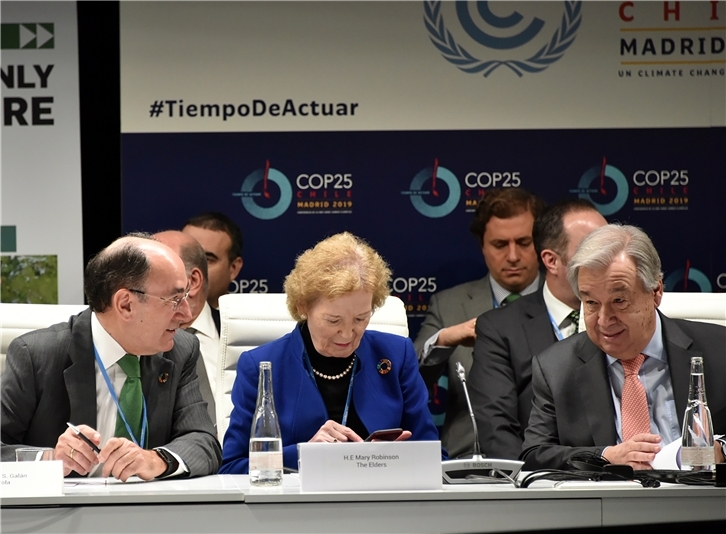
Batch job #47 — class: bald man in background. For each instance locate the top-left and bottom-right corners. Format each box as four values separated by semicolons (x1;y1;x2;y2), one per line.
154;231;218;431
182;212;244;332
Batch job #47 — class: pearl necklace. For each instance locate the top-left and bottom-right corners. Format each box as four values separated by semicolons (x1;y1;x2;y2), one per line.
312;355;356;380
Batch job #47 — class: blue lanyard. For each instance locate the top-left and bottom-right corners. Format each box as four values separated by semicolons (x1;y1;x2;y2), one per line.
302;350;359;427
547;311;565;341
93;346;148;448
492;288;501;309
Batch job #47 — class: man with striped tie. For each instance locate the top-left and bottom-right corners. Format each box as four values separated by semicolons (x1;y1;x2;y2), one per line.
520;224;726;470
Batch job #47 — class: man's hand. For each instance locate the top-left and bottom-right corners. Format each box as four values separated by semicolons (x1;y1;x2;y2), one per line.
602;433;662;470
55;424;101;476
436;318;477;348
98;438;166;482
715;441;725;464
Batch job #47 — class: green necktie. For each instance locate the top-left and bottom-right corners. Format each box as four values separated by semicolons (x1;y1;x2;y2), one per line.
569;310;580;334
114;354;144;445
502;293;521;306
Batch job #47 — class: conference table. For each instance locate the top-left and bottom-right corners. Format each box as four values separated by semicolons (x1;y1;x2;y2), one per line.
2;475;725;533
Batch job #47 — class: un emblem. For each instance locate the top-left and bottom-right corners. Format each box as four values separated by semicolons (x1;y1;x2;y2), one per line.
424;1;582;77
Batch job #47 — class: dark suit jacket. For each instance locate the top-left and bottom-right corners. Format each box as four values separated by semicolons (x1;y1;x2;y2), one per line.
220;327;440;474
469;288;558;459
520;312;726;470
1;309;222;476
414;276;494;458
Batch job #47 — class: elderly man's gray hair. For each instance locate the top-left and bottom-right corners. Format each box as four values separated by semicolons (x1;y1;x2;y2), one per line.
566;224;662;299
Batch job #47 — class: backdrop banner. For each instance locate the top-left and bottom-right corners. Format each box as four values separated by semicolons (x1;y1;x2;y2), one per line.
1;1;83;304
120;1;726;338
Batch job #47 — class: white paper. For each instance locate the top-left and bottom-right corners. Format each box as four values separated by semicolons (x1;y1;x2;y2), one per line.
64;476;145;486
650;438;683;470
650;434;724;470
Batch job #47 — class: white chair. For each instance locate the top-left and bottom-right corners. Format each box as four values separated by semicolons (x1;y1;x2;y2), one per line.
0;303;89;375
216;293;409;437
657;292;726;327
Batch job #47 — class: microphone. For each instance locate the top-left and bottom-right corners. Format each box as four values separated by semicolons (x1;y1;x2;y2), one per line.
455;362;482;457
441;362;524;484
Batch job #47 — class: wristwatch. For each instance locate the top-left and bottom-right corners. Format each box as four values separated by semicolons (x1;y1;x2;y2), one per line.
153;447;179;478
716;437;726;462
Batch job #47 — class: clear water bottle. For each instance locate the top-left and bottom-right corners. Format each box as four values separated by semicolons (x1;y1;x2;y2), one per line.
249;361;283;486
681;357;714;471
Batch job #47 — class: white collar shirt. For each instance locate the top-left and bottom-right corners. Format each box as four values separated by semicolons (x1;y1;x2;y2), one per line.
490;272;540;308
90;312;132;475
188;301;220;398
542;280;579;339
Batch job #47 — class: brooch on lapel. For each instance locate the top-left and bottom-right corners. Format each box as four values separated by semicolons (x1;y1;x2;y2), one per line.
377;359;392;375
158;372;169;384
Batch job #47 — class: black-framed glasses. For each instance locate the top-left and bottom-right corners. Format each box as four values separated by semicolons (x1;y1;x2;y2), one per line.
127;287;190;311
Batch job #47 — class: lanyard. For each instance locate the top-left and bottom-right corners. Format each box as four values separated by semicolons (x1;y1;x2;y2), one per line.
548;311;565;341
93;346;148;448
302;350;359;427
491;287;501;309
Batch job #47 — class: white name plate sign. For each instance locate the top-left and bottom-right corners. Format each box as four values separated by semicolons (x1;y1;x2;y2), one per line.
298;441;441;492
1;461;64;498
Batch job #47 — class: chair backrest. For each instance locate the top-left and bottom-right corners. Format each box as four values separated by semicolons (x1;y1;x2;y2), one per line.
0;303;89;375
216;293;409;436
657;292;726;327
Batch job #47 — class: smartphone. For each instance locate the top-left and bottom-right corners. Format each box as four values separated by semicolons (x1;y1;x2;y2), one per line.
364;428;403;442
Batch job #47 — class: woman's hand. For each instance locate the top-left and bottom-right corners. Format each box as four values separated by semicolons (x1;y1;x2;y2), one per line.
309;420;363;443
391;431;412;442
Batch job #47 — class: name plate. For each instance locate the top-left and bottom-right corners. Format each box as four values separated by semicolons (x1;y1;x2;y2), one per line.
1;461;64;498
298;441;441;492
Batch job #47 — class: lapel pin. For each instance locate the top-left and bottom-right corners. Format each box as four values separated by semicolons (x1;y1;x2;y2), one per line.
158;372;169;384
377;359;392;375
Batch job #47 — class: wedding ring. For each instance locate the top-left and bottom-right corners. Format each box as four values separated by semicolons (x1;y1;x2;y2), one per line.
332;438;338;443
69;448;75;460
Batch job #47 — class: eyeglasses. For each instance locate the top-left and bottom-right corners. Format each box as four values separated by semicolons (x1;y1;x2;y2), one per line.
127;287;190;311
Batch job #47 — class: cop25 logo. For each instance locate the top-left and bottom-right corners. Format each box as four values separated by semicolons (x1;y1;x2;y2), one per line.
664;267;712;293
575;160;629;217
403;159;461;218
424;1;582;77
233;160;292;220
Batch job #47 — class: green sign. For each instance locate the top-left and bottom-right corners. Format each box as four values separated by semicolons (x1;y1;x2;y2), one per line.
1;23;54;49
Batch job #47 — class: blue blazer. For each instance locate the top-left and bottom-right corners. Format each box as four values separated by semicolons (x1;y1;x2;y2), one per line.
219;326;440;473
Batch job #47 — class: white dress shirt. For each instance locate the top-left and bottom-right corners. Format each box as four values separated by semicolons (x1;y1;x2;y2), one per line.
189;301;220;398
490;273;540;309
605;313;680;446
90;313;186;477
542;281;579;339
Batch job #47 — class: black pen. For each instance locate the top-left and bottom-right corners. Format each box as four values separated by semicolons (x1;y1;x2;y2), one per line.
66;422;101;453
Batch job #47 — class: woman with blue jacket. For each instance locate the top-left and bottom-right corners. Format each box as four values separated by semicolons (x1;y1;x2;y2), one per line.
219;232;440;474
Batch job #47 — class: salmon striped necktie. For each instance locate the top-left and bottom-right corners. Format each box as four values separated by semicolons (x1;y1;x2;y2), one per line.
620;354;651;441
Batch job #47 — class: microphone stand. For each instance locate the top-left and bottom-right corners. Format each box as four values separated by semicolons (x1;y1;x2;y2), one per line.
441;363;524;484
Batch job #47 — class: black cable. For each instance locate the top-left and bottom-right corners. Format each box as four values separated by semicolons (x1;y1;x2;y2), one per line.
673;471;716;486
519;469;653;488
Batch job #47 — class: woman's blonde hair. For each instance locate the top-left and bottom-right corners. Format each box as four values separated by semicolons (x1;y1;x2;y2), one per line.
284;232;391;321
